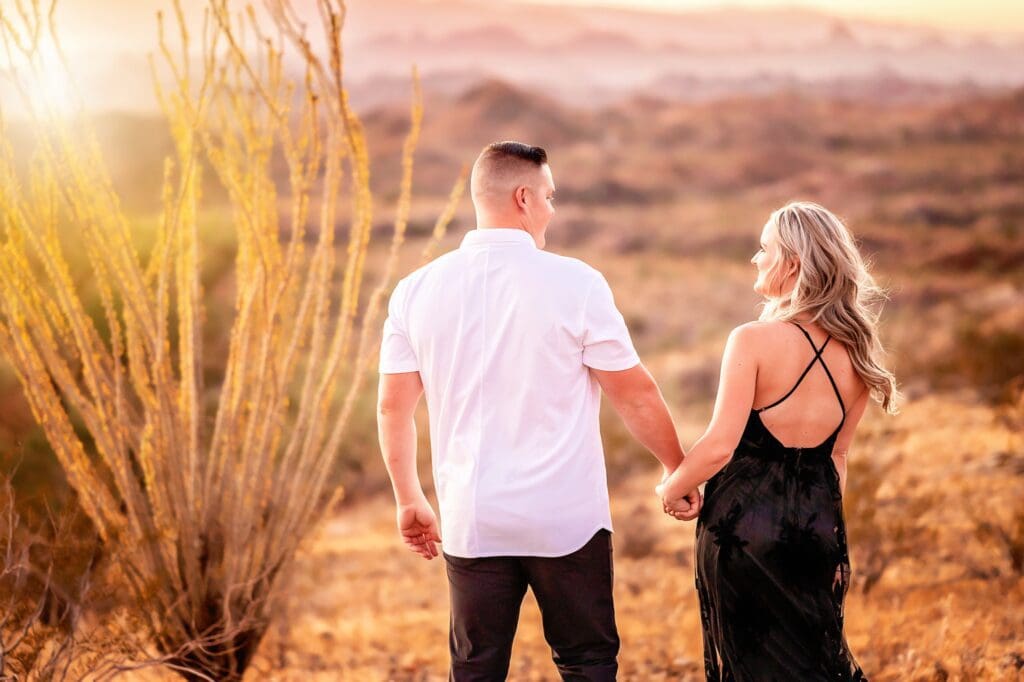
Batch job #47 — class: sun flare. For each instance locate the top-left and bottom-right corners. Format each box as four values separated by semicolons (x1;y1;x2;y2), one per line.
10;42;81;118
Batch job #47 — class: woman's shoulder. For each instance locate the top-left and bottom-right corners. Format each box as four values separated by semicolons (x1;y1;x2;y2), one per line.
725;321;805;364
727;320;792;344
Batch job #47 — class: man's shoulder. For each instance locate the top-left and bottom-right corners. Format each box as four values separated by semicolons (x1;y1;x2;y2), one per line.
394;250;460;289
394;248;604;295
532;250;604;283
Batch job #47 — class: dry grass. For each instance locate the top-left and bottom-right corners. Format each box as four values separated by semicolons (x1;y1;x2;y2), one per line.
222;396;1022;681
0;0;463;678
0;0;1020;679
0;474;115;680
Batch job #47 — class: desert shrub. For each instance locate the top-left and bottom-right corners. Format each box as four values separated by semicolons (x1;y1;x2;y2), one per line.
902;200;981;228
600;403;656;483
924;240;1024;274
0;0;463;679
938;319;1024;402
0;475;112;680
735;146;814;187
973;511;1024;576
556;179;673;207
615;504;660;559
970;391;1024;576
844;456;939;594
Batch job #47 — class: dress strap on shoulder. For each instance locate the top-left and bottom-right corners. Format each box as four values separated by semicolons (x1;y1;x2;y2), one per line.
790;321;822;350
756;321;845;415
792;322;846;417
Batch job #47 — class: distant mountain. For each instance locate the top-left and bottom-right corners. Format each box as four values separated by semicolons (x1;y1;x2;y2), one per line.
445;24;537;51
336;1;1024;109
347;70;486;111
559;29;645;54
915;31;953;50
6;0;1023;116
826;19;862;47
431;79;591;146
648;69;988;105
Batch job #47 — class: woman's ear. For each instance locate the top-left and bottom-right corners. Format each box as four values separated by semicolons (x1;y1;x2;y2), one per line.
786;257;800;279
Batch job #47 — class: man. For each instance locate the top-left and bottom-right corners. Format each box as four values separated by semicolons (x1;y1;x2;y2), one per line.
377;141;699;681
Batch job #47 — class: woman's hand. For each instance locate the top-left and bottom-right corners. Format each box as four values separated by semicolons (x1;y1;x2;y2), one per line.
650;324;762;523
655;482;702;521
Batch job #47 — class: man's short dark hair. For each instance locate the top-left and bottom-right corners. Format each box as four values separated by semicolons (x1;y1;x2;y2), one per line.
471;141;550;203
481;141;547;166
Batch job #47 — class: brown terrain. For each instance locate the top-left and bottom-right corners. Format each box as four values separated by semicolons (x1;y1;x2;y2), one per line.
2;17;1024;679
258;82;1024;681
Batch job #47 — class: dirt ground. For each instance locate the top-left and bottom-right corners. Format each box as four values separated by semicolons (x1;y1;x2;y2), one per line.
250;397;1024;681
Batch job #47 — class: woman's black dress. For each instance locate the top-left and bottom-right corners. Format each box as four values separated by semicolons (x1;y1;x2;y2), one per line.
695;323;867;681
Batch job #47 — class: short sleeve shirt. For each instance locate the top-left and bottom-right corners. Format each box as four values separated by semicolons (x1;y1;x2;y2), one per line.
379;228;639;557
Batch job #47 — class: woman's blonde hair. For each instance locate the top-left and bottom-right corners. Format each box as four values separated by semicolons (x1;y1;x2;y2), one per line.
760;201;900;413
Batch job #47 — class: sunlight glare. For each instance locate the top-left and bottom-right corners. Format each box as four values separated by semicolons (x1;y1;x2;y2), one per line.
28;42;79;118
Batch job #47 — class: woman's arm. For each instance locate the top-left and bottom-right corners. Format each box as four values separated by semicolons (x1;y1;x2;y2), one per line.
659;324;760;505
830;389;869;496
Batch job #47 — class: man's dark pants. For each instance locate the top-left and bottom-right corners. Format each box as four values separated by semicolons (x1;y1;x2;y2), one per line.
444;529;619;681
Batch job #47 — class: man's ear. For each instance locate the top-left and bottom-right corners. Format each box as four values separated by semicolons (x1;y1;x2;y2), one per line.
515;185;528;210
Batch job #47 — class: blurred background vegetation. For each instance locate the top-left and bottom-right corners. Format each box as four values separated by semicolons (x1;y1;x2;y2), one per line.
1;0;1022;679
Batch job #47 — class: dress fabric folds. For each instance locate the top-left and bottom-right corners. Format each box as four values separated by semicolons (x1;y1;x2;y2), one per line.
695;323;867;681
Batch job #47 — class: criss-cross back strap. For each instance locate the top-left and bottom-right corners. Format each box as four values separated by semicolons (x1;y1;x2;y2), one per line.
756;322;846;419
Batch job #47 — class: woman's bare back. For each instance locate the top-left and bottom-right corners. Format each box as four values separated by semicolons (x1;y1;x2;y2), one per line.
748;320;866;449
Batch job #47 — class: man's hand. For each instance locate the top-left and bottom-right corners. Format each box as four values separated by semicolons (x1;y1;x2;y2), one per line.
667;489;702;521
379;372;440;559
397;498;442;560
655;482;702;522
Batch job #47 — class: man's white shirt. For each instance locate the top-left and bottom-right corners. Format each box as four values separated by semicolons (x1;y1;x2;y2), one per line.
379;228;640;558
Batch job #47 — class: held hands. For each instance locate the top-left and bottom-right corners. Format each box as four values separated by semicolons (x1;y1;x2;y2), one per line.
660;487;702;521
656;468;702;521
397;497;442;560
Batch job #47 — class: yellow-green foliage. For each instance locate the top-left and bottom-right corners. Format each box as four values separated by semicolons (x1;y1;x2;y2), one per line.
0;0;463;677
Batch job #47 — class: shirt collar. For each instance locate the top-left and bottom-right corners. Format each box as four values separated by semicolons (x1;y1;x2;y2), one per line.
460;228;537;249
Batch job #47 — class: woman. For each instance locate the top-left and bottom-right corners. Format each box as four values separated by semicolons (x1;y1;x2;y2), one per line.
658;202;898;681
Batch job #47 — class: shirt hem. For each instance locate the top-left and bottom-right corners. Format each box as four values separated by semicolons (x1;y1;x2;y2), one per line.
441;522;614;560
379;365;420;374
582;356;641;372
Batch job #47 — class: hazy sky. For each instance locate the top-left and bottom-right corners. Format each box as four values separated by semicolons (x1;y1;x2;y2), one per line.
521;0;1024;35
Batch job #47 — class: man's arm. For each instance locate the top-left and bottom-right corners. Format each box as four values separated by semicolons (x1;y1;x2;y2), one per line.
590;363;683;474
377;371;441;560
590;363;700;519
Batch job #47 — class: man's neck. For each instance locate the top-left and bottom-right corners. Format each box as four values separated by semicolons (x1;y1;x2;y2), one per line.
473;223;543;249
476;224;526;232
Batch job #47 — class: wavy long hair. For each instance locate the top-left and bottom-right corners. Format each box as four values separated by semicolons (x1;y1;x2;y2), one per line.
759;201;899;413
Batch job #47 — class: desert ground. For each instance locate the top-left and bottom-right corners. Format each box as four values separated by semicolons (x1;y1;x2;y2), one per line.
252;394;1023;681
2;61;1023;679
